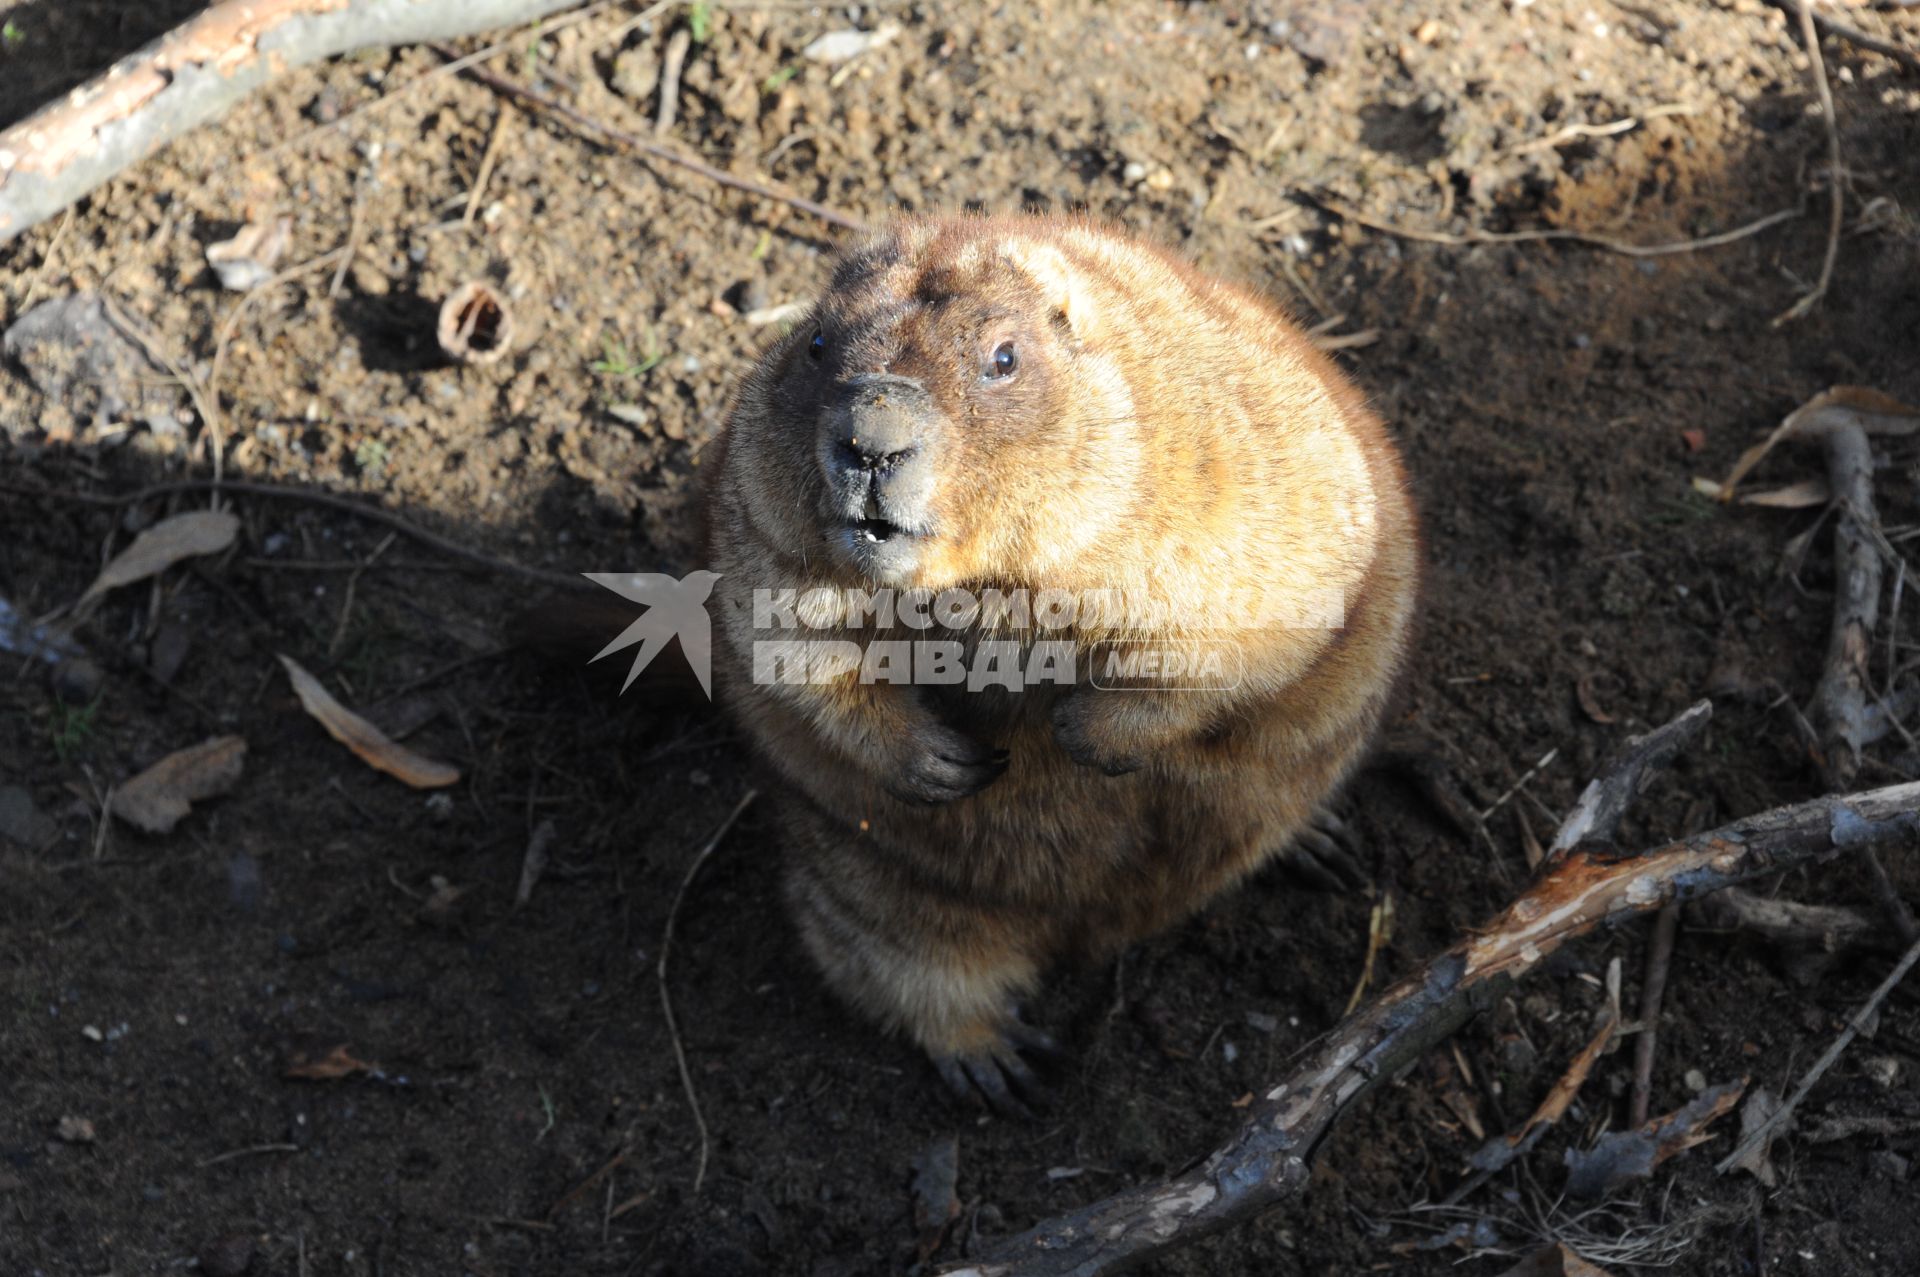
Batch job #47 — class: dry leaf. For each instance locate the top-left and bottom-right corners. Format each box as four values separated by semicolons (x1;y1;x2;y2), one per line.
1517;1010;1616;1144
205;215;292;291
909;1134;960;1263
515;819;555;907
1576;674;1615;724
81;511;239;603
1498;1244;1617;1277
1438;1080;1486;1141
1564;1077;1745;1199
418;874;468;924
1742;478;1832;509
284;1043;377;1080
1680;428;1706;453
1724;1086;1784;1187
110;735;246;834
1708;385;1920;503
279;655;460;788
802;20;902;64
1516;807;1544;870
1692;476;1831;509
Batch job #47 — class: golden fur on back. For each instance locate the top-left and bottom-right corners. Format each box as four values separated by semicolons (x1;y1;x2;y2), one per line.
703;213;1419;1074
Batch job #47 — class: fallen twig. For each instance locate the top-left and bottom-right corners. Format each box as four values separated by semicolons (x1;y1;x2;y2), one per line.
1306;192;1801;261
1488;103;1696;161
1629;902;1680;1129
655;28;692;137
1773;0;1846;325
0;0;593;247
1693;886;1879;953
1807;420;1881;785
0;478;588;591
939;705;1920;1277
434;47;868;233
1550;701;1713;855
658;790;758;1195
1716;932;1920;1175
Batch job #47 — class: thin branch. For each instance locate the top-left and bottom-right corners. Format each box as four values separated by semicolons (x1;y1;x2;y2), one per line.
658;790;758;1195
1772;0;1846;325
435;48;869;234
1693;886;1880;952
1630;901;1680;1128
1305;192;1801;261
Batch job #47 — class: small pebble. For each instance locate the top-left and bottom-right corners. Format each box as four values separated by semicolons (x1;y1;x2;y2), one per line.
51;658;103;705
1870;1149;1911;1182
1245;1011;1278;1034
1683;1068;1708;1093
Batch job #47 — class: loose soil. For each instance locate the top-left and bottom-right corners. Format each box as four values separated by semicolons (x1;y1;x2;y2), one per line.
3;2;1920;1275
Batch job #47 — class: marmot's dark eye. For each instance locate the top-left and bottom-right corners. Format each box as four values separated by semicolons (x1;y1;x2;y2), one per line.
809;329;826;360
985;341;1018;380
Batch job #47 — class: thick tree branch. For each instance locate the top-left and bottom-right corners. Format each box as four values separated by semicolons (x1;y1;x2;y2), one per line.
0;0;588;247
942;746;1920;1275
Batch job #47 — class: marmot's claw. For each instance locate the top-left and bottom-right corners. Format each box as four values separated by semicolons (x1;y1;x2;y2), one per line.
932;1025;1056;1120
1284;811;1367;892
887;727;1008;805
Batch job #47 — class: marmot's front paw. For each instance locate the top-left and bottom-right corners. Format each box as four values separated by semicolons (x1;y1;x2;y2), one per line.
885;721;1008;805
1050;694;1143;776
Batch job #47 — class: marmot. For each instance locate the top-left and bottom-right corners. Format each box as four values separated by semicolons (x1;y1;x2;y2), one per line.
703;214;1419;1112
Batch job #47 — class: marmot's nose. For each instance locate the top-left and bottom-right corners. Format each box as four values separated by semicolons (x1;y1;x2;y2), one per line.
838;428;916;473
833;374;931;474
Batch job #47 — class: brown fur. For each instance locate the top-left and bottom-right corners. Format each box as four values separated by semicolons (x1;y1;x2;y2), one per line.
703;213;1420;1067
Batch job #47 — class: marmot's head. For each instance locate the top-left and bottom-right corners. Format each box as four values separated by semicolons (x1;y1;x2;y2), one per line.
726;216;1136;587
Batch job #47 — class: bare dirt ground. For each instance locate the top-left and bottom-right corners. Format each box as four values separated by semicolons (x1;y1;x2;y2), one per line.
3;1;1920;1274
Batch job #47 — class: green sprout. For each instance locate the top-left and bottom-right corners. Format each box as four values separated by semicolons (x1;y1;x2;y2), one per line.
688;1;713;44
591;327;665;379
523;19;545;79
354;439;390;477
1;21;25;48
50;695;101;763
763;64;798;93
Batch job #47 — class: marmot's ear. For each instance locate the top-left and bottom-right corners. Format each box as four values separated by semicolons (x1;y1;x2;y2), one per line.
1000;241;1101;346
